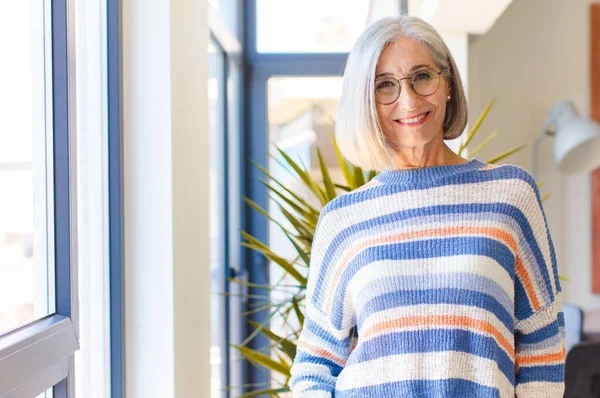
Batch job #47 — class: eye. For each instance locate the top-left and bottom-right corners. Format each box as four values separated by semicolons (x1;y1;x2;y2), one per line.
376;79;396;90
413;71;434;81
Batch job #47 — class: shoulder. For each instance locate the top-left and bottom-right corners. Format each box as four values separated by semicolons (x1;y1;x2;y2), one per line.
475;161;539;194
319;178;383;218
489;164;545;223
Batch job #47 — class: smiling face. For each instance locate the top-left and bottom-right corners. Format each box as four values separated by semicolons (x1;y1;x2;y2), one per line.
375;37;451;151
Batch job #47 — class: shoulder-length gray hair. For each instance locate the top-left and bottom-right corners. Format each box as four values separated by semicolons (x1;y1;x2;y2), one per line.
335;15;468;172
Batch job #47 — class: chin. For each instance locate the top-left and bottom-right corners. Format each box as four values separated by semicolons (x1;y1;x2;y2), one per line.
391;131;439;148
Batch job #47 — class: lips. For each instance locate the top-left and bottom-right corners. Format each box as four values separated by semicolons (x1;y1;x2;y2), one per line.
395;111;430;126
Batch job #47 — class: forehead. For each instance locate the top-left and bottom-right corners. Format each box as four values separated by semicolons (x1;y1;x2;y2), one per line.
375;37;434;75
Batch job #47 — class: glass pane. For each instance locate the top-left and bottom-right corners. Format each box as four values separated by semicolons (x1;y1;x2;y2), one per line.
257;0;398;53
267;77;343;390
0;1;53;335
35;387;53;398
209;41;227;398
209;0;239;38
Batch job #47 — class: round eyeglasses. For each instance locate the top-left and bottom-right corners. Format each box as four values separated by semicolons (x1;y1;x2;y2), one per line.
375;68;443;105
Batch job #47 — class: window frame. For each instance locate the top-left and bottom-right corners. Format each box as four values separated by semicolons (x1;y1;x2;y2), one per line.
209;2;244;398
107;0;125;396
0;0;80;396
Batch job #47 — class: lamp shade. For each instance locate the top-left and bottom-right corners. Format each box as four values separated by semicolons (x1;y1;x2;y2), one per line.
551;101;600;173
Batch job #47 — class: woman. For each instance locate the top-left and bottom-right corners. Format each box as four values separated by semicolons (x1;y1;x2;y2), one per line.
289;15;565;398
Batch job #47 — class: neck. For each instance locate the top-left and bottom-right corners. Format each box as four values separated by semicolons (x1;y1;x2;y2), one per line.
390;145;465;170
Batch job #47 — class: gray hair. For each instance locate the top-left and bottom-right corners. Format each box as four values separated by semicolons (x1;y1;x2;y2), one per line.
335;15;468;172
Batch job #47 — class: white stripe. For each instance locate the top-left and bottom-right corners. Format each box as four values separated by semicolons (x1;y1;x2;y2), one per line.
335;351;514;396
349;254;514;306
515;381;564;396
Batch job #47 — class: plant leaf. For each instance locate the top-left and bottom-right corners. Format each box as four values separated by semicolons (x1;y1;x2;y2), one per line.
244;196;296;237
248;320;297;361
274;145;327;205
233;345;291;377
253;160;320;219
467;131;498;159
282;230;310;268
292;296;305;328
459;98;496;156
317;147;337;201
238;387;290;398
331;133;352;186
352;164;365;187
485;144;526;164
240;231;307;285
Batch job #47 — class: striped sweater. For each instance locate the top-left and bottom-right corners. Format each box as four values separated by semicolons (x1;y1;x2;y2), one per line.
289;158;565;397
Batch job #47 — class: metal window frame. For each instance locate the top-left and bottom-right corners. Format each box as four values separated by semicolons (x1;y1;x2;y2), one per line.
0;0;80;397
240;0;405;394
107;0;125;397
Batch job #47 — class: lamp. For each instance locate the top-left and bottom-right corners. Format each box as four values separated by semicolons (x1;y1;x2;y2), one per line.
531;100;600;180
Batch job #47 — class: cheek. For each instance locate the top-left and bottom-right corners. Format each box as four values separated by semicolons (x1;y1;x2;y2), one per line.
375;104;389;125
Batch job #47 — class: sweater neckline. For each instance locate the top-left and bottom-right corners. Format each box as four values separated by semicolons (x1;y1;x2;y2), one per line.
374;158;485;185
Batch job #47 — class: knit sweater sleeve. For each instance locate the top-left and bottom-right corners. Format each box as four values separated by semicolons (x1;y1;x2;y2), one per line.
289;204;354;397
513;170;566;397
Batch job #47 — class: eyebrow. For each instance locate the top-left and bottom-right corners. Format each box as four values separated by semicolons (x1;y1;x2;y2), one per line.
375;64;432;79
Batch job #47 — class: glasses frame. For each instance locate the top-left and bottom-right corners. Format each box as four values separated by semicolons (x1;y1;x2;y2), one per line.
374;68;444;105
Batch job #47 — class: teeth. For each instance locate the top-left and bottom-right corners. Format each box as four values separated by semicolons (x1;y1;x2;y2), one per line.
399;113;427;124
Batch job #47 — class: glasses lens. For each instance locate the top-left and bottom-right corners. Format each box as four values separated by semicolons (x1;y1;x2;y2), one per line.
375;78;399;104
412;70;440;96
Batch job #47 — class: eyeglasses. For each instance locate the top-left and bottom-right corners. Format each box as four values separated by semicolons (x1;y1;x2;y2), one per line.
375;68;443;105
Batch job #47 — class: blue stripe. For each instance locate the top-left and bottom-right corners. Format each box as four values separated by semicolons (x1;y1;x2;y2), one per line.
516;318;561;344
304;317;351;350
514;276;533;320
289;375;335;395
336;378;501;398
321;163;528;215
357;272;513;318
314;202;521;305
517;364;564;383
358;288;514;333
348;329;515;383
292;351;344;375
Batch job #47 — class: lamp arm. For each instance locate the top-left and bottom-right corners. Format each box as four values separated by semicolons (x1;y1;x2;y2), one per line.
531;116;555;181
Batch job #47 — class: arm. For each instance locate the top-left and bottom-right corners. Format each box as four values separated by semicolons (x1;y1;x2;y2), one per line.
513;171;566;397
289;207;354;397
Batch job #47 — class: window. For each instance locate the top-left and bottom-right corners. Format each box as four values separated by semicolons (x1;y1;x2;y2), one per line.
256;0;398;53
209;0;240;39
0;0;54;338
0;1;79;396
209;2;244;397
209;39;227;398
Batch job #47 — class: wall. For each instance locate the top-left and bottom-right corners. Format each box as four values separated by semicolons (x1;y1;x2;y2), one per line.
469;0;600;309
122;0;211;396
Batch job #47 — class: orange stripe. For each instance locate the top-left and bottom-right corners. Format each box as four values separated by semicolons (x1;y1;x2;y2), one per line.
361;315;515;360
515;255;541;311
324;226;517;313
480;165;499;170
298;341;347;366
518;348;566;365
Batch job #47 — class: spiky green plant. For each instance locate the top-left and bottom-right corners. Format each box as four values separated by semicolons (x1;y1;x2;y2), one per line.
228;98;561;397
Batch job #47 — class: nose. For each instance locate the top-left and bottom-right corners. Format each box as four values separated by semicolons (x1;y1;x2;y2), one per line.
395;79;420;109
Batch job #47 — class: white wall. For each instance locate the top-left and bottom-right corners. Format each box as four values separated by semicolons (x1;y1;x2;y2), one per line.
469;0;600;310
122;1;210;396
